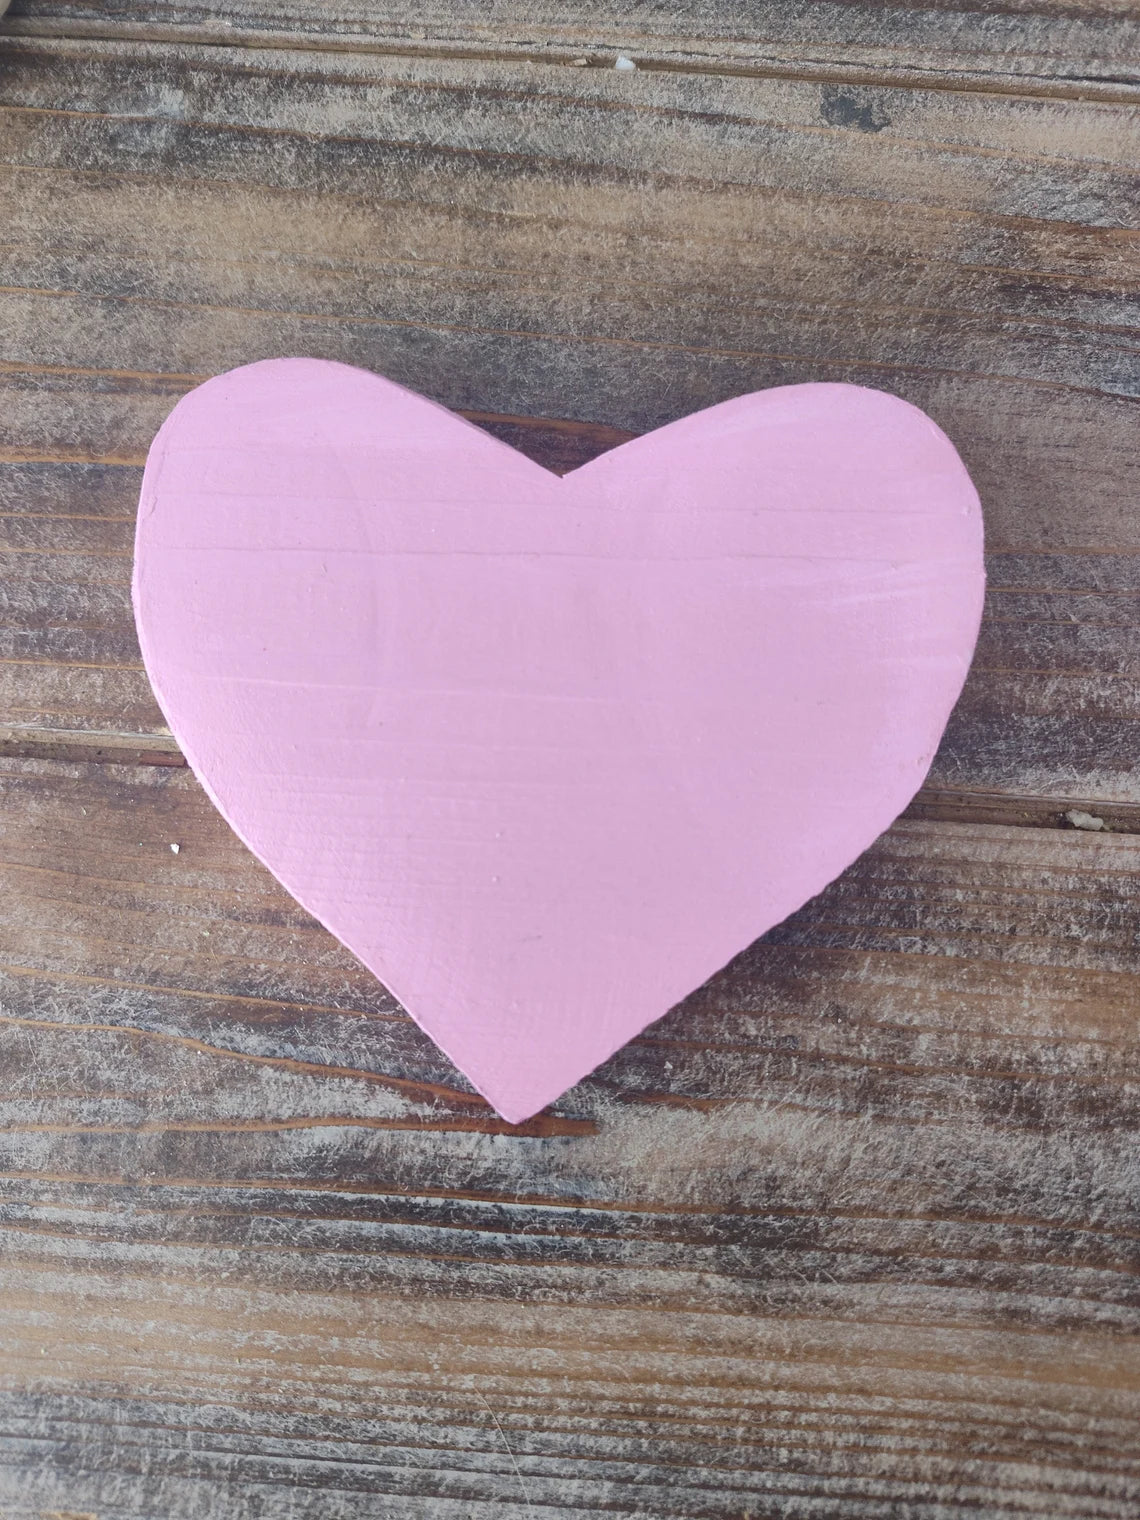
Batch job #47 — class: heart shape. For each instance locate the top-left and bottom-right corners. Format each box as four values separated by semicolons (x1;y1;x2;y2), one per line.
134;359;984;1122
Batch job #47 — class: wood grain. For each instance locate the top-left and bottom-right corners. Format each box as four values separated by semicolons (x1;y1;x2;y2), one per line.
1;15;1137;1516
0;36;1138;802
0;755;1137;1515
6;0;1140;91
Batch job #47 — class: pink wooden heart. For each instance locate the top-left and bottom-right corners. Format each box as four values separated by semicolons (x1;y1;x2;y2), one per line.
134;359;984;1122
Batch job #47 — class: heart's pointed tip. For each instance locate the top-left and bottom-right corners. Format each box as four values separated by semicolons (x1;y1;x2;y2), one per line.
470;1072;584;1129
426;1024;605;1128
481;1091;562;1128
498;1104;550;1128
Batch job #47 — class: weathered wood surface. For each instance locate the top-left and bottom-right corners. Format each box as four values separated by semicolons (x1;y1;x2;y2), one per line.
1;36;1138;802
0;8;1138;1516
7;0;1140;90
0;756;1138;1516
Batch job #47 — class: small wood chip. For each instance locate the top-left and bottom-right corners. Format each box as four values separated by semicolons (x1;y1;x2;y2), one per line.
1063;809;1107;831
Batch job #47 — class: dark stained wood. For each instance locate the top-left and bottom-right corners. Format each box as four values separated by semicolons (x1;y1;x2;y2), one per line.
0;36;1138;802
0;755;1137;1515
6;0;1140;91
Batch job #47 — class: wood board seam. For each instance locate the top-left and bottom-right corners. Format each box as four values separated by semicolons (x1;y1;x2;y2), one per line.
2;17;1139;105
0;730;1136;833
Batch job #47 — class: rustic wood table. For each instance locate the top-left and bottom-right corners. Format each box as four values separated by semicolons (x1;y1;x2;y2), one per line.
0;3;1137;1515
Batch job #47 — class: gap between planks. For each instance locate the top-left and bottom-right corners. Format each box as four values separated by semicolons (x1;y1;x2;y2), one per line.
2;726;1137;835
2;15;1138;105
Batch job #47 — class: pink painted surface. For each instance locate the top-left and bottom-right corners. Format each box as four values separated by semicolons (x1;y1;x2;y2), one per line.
134;359;985;1122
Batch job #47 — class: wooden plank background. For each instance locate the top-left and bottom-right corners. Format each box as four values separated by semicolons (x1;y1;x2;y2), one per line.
6;0;1140;89
0;1;1137;1514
